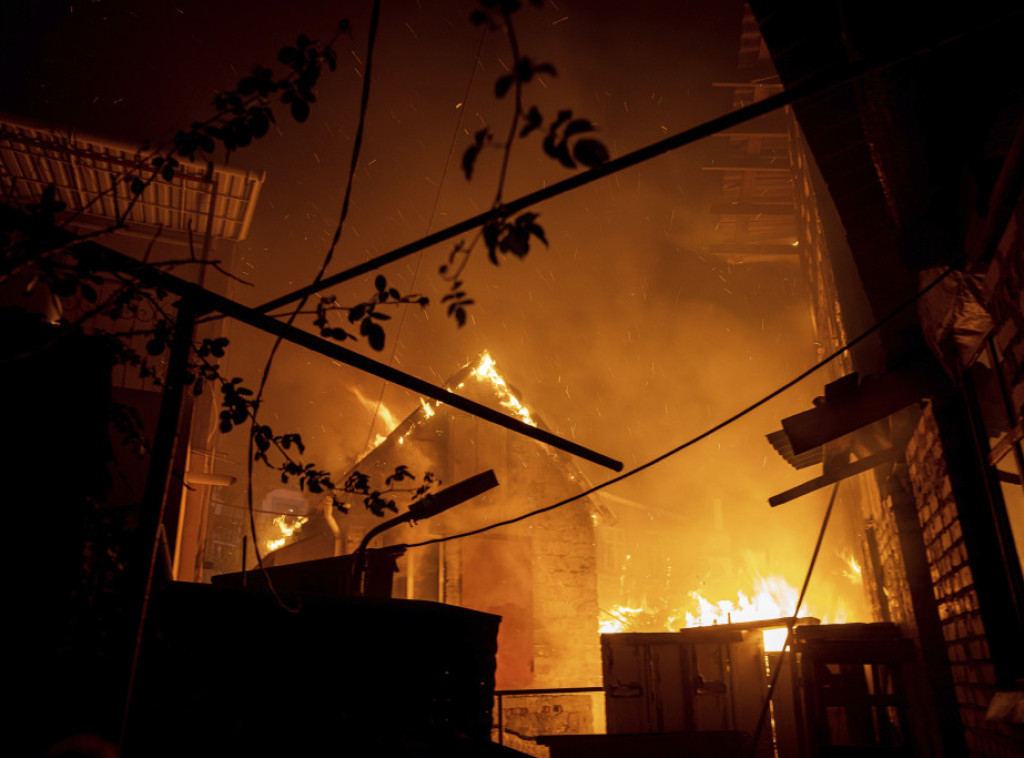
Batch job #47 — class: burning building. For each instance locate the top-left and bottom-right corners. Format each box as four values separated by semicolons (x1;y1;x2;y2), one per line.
267;352;606;703
7;2;1022;754
518;3;1024;754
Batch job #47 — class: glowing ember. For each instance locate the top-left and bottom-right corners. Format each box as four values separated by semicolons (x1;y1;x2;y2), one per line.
264;513;308;553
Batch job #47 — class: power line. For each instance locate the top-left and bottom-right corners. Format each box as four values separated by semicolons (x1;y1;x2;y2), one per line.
746;482;840;758
256;61;841;313
253;13;997;316
394;267;954;550
360;27;487;455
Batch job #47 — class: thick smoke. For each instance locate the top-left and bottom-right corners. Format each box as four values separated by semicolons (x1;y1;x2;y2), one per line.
3;0;870;619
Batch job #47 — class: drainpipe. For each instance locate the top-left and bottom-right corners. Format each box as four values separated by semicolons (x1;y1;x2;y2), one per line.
324;497;343;557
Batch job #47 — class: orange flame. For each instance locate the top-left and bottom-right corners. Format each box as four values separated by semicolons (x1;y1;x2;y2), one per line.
264;513;308;553
683;575;799;628
600;575;814;652
472;352;535;426
395;351;536;447
841;552;862;583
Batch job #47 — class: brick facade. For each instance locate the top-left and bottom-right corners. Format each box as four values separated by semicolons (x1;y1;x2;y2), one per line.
904;405;1023;755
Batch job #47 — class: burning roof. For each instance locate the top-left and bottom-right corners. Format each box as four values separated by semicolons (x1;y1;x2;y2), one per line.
363;350;540;456
269;350;604;559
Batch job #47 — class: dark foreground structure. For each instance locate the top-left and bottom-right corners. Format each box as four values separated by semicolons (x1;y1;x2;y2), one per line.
124;582;502;757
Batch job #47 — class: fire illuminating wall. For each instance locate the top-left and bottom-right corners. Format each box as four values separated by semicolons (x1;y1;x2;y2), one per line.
892;232;1024;757
437;421;602;694
903;402;1024;756
529;504;602;688
982;227;1024;418
864;456;960;758
860;209;1024;758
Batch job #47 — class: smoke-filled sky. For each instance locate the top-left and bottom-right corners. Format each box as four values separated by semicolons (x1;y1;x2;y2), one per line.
2;0;869;617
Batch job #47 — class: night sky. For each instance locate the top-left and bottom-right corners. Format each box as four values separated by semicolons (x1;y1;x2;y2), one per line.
2;0;869;618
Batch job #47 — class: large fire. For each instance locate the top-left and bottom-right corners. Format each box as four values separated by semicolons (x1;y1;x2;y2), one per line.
264;513;309;553
600;575;820;652
400;351;536;445
683;575;800;628
472;352;536;427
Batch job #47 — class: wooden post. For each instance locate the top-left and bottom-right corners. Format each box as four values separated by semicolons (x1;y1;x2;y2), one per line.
120;299;195;746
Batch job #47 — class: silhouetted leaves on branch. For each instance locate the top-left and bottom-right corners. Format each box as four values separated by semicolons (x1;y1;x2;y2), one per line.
127;27;347;197
342;467;440;517
4;2;607;526
462;128;492;181
2;18;421;497
311;274;429;352
542;110;608;169
442;280;475;327
494;57;556;99
444;0;609;327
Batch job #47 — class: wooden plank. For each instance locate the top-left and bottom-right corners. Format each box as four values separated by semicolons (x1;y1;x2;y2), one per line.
768;449;896;507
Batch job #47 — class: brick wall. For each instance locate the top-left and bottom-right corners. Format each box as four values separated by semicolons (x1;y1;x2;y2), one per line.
871;482;918;633
905;404;1024;756
530;503;601;688
865;452;961;757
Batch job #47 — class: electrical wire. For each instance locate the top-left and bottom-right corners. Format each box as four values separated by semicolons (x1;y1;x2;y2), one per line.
746;482;840;758
243;0;384;610
359;27;488;455
254;5;1020;315
395;266;954;550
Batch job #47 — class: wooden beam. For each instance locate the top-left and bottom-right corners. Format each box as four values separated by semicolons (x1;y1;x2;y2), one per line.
782;369;937;455
768;448;897;507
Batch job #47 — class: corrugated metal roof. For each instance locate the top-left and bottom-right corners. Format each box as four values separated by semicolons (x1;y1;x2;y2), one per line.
766;428;824;469
0;118;264;242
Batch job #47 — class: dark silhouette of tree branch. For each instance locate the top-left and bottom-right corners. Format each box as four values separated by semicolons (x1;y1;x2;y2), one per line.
436;1;607;324
1;0;623;583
